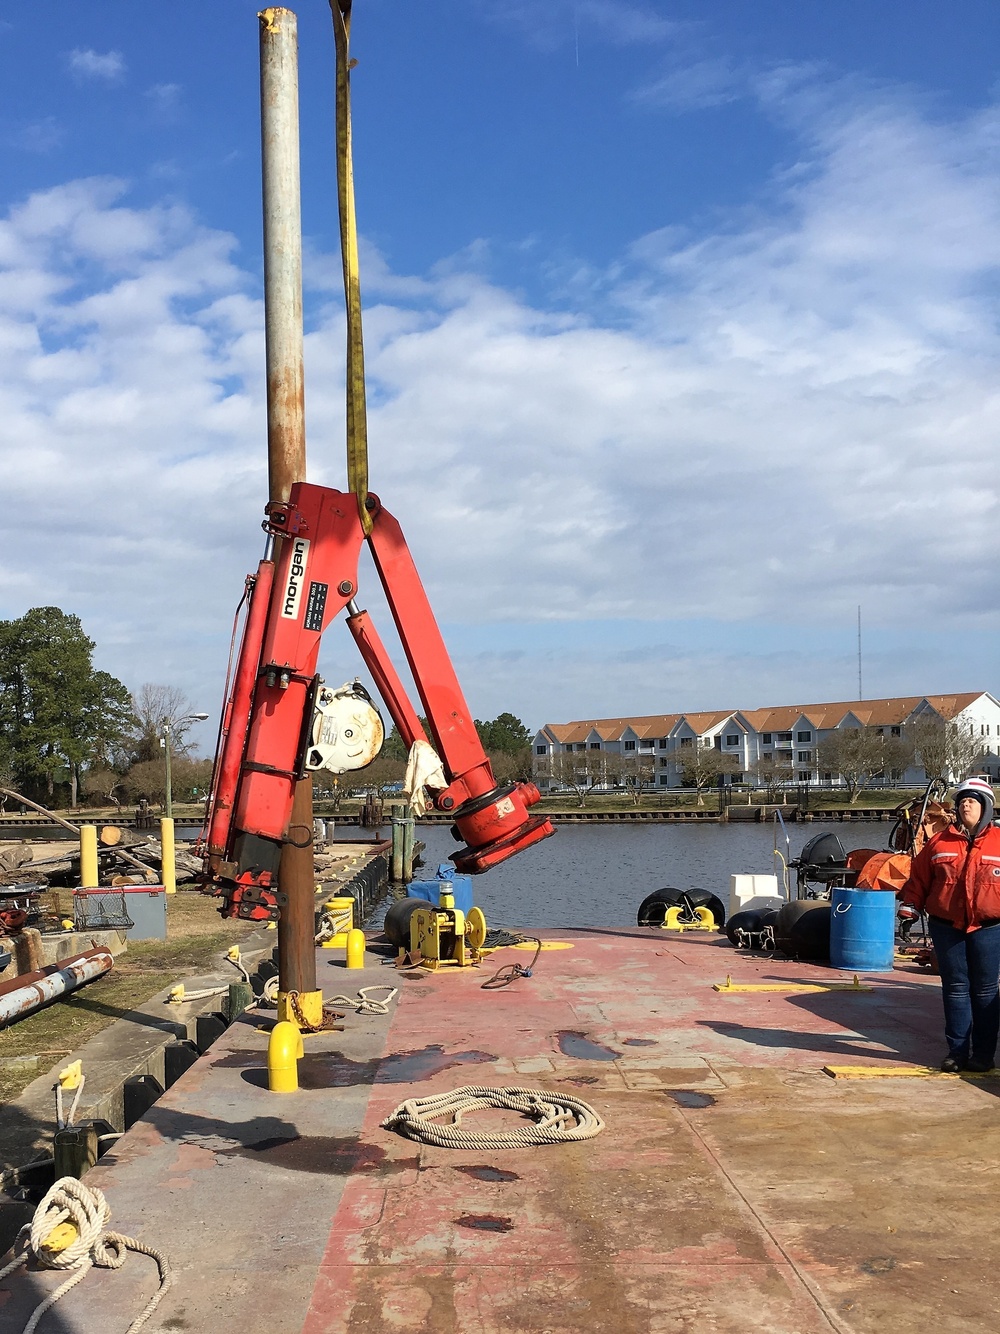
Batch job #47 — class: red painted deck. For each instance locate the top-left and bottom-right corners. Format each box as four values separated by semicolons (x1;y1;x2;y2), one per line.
4;927;1000;1333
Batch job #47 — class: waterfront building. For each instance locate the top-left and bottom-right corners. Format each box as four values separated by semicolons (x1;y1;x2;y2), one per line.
533;692;1000;793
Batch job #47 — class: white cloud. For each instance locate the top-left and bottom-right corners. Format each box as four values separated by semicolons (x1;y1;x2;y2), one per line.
8;118;63;153
634;57;743;111
145;83;182;119
68;49;125;83
0;78;998;722
487;0;680;52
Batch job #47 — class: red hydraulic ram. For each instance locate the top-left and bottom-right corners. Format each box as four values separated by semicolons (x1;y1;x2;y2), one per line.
201;483;554;919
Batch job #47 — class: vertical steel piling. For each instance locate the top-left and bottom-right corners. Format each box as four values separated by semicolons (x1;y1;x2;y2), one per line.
259;7;319;1026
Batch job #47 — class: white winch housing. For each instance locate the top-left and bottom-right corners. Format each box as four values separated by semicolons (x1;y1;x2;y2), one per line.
304;680;384;773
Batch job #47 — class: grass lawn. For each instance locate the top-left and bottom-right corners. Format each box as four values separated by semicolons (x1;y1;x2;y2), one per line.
0;891;261;1104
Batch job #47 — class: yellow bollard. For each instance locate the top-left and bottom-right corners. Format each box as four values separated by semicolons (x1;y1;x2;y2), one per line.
79;826;98;888
161;816;176;894
346;928;366;969
267;1020;304;1092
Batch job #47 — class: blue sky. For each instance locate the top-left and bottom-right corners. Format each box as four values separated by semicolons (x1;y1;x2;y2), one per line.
1;2;999;746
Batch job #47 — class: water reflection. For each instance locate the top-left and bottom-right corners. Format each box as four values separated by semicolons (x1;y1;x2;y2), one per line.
408;820;887;929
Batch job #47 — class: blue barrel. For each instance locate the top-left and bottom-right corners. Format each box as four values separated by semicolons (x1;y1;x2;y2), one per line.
830;888;896;972
407;873;473;917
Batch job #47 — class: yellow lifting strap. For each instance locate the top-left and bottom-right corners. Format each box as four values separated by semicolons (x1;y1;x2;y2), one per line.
329;0;372;534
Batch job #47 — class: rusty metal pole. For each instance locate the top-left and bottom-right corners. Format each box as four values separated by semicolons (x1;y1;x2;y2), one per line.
259;7;320;1028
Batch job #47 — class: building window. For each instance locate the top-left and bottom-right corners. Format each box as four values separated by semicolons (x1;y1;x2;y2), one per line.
589;742;601;749
659;757;669;767
535;745;546;755
624;740;636;751
891;726;901;736
657;738;667;749
726;734;739;746
778;732;792;742
798;771;810;781
679;737;692;748
823;772;833;781
658;775;670;786
797;731;811;742
762;733;772;745
797;751;813;763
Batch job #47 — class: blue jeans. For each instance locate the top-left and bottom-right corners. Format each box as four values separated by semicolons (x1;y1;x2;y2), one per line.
928;918;1000;1064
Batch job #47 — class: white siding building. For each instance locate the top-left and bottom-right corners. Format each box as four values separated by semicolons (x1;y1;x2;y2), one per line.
533;693;1000;793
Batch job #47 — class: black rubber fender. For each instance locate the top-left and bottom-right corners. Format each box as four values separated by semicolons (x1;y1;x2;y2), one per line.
383;898;424;949
679;886;726;929
774;900;831;961
636;888;684;927
726;908;767;946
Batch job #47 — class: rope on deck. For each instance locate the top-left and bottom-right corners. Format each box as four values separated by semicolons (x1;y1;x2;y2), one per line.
381;1086;605;1149
0;1176;171;1334
326;985;398;1014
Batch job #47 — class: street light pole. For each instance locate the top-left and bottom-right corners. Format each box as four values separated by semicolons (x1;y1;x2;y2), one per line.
163;722;174;819
160;711;209;897
161;713;210;817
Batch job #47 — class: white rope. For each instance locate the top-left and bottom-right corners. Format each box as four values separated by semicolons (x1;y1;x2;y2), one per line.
381;1086;605;1150
326;985;398;1015
0;1176;172;1334
54;1077;85;1131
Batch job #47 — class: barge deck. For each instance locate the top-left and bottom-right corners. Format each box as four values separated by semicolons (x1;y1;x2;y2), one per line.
1;926;996;1333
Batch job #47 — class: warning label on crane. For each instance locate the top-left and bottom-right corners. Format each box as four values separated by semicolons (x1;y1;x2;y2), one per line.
304;581;328;632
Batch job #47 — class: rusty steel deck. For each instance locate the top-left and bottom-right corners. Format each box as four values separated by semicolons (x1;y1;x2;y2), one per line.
2;927;998;1333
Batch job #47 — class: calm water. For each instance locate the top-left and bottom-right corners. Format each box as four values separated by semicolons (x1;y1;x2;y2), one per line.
395;820;888;930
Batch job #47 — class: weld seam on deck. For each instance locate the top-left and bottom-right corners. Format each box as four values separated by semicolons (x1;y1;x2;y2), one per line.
664;1100;854;1334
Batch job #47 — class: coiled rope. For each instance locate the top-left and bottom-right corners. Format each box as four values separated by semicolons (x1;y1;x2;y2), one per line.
0;1176;171;1334
381;1086;604;1150
326;985;398;1014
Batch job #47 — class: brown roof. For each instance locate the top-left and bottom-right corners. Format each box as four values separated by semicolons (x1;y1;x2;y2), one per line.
542;695;990;742
672;711;735;734
540;715;681;745
742;694;985;732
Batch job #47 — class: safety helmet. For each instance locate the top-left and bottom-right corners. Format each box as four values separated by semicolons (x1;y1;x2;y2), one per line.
953;776;995;838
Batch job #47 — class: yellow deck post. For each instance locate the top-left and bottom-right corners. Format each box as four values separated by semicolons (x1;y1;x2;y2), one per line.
79;825;98;888
161;816;176;894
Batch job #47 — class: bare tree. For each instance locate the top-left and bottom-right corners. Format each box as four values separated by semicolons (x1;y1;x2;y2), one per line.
80;767;125;807
543;749;609;808
131;684;203;763
603;751;656;806
355;756;406;799
121;756;213;806
906;716;985;784
750;753;794;801
817;727;913;803
670;743;741;806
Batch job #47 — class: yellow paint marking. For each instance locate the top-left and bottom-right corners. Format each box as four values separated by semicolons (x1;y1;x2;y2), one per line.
512;941;574;951
823;1065;1000;1079
713;974;873;993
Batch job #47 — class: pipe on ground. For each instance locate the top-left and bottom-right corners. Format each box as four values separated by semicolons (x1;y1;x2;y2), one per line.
0;947;113;1027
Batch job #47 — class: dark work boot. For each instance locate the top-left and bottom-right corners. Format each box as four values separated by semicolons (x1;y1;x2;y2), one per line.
966;1056;996;1073
941;1055;964;1073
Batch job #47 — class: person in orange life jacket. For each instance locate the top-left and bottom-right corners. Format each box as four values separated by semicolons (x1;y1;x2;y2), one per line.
901;777;1000;1072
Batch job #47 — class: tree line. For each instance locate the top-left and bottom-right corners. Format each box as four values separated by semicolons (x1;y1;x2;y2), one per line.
0;607;210;808
0;607;536;811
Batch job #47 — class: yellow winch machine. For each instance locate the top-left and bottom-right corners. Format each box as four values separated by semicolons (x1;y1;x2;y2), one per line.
387;866;488;970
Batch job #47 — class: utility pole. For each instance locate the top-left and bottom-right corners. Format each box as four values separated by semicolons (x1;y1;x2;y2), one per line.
259;7;320;1029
